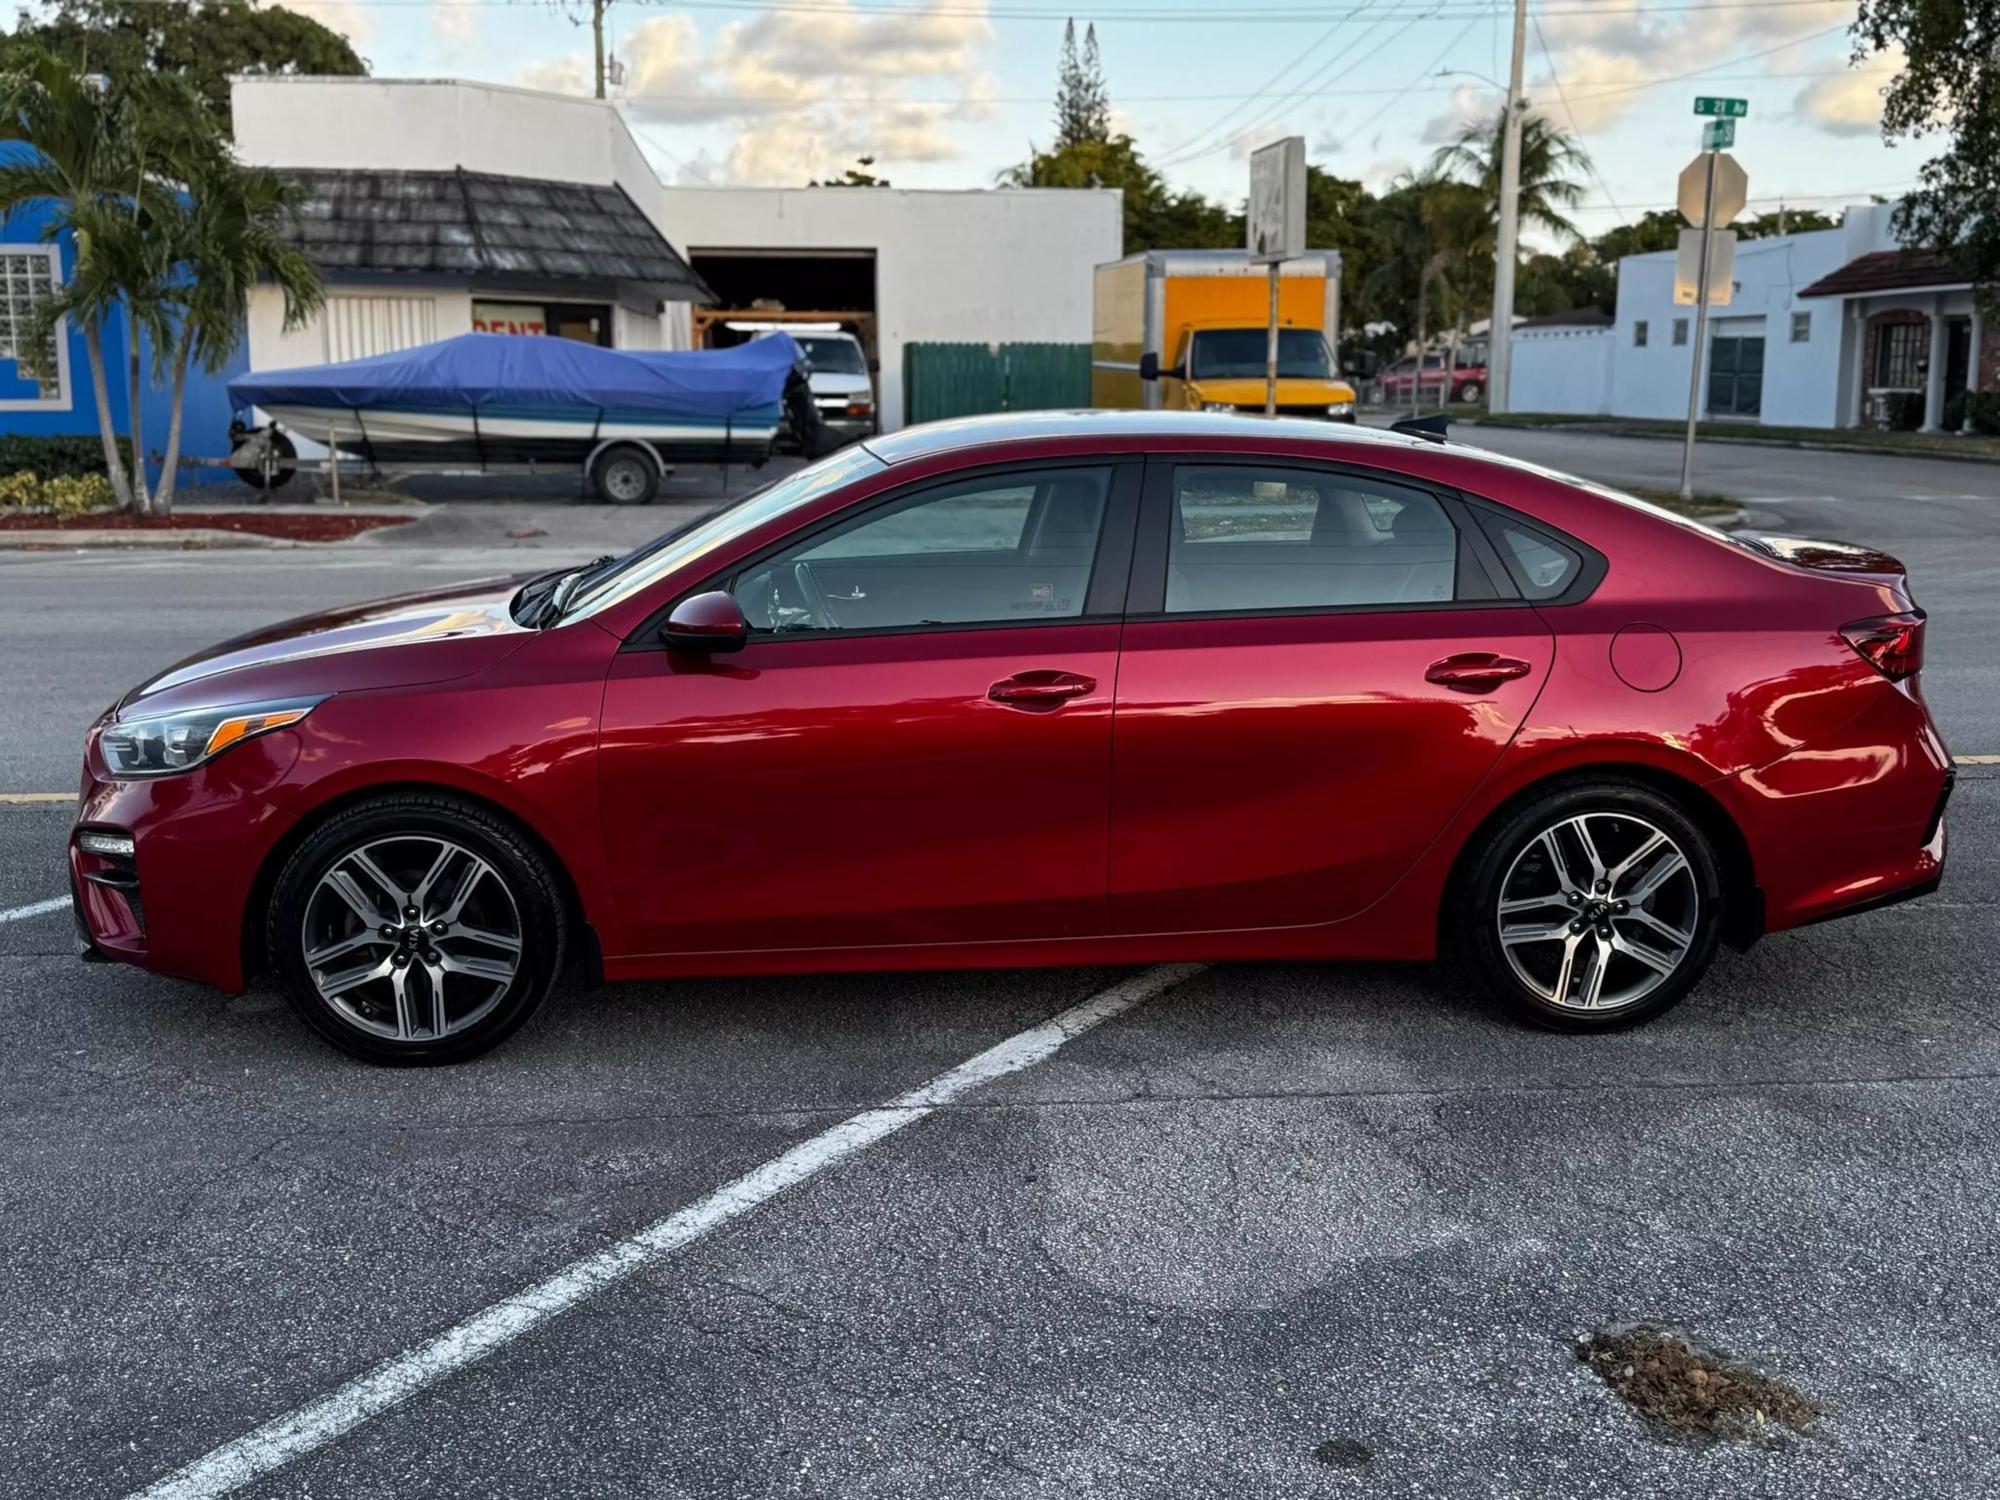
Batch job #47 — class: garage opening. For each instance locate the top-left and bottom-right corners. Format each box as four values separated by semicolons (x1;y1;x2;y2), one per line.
688;248;878;364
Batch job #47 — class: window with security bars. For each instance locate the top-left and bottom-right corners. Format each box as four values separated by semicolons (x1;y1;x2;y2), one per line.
1873;321;1926;389
0;248;61;399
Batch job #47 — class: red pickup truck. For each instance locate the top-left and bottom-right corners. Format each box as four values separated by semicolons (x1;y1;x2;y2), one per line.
1370;350;1488;406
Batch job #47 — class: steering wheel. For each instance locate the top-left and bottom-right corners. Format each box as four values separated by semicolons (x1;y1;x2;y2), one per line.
791;560;841;630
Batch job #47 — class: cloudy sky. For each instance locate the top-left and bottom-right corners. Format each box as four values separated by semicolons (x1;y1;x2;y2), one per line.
287;0;1921;238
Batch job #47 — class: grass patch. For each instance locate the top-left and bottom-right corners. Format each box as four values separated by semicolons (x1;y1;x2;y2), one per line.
1619;485;1741;520
1580;1324;1822;1446
1473;411;2000;460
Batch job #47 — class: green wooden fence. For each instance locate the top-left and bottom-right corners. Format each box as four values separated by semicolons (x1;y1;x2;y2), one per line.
902;342;1093;425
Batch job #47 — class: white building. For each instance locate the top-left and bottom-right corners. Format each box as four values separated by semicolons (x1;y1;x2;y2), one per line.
230;77;1123;430
1510;201;1992;432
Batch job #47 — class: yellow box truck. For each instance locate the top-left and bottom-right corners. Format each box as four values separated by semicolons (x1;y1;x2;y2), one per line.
1091;249;1358;419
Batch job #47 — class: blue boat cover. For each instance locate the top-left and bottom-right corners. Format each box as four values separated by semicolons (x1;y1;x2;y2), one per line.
229;332;800;420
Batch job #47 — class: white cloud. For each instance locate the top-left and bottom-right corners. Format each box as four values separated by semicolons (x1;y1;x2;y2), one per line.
516;0;997;183
1419;82;1494;147
286;0;374;49
429;2;475;47
1796;58;1897;137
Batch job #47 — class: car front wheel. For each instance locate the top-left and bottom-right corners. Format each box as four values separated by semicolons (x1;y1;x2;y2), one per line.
1455;782;1725;1031
269;795;568;1064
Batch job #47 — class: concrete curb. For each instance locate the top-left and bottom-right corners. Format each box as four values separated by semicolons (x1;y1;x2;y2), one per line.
1461;419;2000;467
0;527;297;550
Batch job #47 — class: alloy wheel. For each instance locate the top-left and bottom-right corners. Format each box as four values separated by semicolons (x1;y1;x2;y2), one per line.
300;835;523;1042
1495;812;1699;1012
602;456;650;502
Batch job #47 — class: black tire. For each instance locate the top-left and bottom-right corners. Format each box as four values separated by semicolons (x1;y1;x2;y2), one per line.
268;793;569;1065
590;444;659;505
234;429;296;492
1455;381;1483;405
1450;780;1727;1032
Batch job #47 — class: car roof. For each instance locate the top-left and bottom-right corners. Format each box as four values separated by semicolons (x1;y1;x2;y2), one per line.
863;409;1441;466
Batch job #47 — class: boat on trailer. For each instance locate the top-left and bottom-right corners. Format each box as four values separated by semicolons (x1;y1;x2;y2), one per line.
226;332;819;502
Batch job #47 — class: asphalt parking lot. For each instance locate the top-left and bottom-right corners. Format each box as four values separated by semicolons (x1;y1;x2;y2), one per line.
5;432;2000;1498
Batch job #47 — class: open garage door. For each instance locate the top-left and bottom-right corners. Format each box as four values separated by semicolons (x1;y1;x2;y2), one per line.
688;248;878;365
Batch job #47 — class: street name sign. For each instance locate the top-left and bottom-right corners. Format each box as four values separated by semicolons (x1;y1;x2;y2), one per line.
1702;118;1735;151
1694;97;1748;117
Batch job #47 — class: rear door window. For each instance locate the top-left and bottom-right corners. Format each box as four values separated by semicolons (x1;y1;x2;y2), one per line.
1164;465;1461;614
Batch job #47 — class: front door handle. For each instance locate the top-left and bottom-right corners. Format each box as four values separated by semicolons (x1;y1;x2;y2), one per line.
989;670;1097;710
1426;652;1533;692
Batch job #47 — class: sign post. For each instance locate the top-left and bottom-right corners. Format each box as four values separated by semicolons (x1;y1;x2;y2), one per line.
1248;136;1306;418
1675;120;1748;501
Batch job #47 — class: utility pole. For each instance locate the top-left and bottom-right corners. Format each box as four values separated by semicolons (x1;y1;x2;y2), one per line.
592;0;607;99
1487;0;1528;415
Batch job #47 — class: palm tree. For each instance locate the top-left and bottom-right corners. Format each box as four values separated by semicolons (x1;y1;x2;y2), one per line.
0;53;169;509
1431;108;1593;243
150;150;321;514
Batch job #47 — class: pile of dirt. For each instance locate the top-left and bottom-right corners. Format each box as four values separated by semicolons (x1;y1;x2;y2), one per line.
1579;1323;1822;1445
0;511;413;541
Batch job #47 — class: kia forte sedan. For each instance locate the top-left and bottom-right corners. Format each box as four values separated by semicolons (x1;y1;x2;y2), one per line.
70;412;1953;1063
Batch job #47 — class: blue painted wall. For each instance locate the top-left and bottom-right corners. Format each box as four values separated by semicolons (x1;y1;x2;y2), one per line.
1;188;243;489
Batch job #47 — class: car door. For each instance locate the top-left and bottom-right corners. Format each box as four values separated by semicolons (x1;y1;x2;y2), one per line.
598;459;1139;958
1108;456;1557;935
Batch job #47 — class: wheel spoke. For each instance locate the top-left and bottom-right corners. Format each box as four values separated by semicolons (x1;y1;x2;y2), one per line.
1626;851;1689;905
305;928;391;967
410;842;458;913
1578;935;1611;1008
423;960;449;1037
1501;919;1572;948
318;954;391;999
1606;830;1667;891
1569;817;1609;884
323;869;388;927
1620;907;1693;951
349;849;410;909
1499;893;1570;916
439;951;515;985
1538;830;1584;894
436;856;492;924
1550;931;1583;1004
1611;931;1680;975
389;962;418;1039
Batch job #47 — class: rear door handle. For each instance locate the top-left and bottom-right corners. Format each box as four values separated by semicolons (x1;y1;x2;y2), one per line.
989;670;1097;709
1426;653;1534;692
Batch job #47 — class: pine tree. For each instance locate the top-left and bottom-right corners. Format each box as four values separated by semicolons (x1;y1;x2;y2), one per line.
1052;19;1110;150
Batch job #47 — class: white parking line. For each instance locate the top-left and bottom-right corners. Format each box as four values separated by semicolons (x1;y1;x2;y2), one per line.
0;896;70;924
128;961;1205;1500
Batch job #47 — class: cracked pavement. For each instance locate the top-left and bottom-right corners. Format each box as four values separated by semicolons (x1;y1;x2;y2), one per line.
3;436;1999;1498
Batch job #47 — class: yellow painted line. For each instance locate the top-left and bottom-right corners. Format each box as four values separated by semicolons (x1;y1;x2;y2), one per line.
0;792;71;804
1959;755;2000;766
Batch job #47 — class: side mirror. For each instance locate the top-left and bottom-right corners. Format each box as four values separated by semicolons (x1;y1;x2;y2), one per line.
867;357;881;374
660;590;749;653
1138;352;1160;382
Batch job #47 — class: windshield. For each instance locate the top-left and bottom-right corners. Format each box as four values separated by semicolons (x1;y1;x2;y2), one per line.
1191;328;1332;380
561;444;885;622
797;336;868;375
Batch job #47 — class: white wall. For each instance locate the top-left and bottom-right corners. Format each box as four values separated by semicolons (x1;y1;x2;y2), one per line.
661;186;1124;428
1510;327;1614;415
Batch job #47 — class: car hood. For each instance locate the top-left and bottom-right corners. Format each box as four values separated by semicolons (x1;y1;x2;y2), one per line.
121;575;537;716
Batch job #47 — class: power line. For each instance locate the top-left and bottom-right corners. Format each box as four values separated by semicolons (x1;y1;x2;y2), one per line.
1532;11;1624;224
283;0;1870;19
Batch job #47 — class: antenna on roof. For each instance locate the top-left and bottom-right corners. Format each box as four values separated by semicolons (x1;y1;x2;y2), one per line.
1390;413;1451;444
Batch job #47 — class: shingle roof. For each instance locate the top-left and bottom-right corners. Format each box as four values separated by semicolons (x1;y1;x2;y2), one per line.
279;168;714;302
1796;250;1972;299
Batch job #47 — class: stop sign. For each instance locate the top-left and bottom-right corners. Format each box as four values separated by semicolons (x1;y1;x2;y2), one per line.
1678;152;1747;227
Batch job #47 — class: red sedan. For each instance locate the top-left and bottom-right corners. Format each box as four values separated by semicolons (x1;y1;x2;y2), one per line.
70;413;1952;1063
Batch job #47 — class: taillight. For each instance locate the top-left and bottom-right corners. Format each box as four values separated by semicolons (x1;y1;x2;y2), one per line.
1841;610;1925;681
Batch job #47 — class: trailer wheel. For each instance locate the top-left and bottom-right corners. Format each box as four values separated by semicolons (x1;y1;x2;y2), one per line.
591;445;659;505
235;429;296;493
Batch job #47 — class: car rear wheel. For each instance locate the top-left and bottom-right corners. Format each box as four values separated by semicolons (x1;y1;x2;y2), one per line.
1454;782;1725;1031
269;795;568;1064
590;444;659;505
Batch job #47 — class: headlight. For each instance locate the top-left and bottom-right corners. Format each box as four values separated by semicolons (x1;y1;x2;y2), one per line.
1327;401;1355;416
99;696;322;777
1202;401;1236;413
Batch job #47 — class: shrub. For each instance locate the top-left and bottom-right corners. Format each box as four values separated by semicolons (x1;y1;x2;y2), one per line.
41;473;116;519
1964;391;2000;436
0;433;132;480
0;470;40;508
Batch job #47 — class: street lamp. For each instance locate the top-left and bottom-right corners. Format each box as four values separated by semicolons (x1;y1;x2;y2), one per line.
1442;2;1528;414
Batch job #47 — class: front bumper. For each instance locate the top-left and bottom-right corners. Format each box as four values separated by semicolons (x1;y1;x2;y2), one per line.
69;731;302;991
